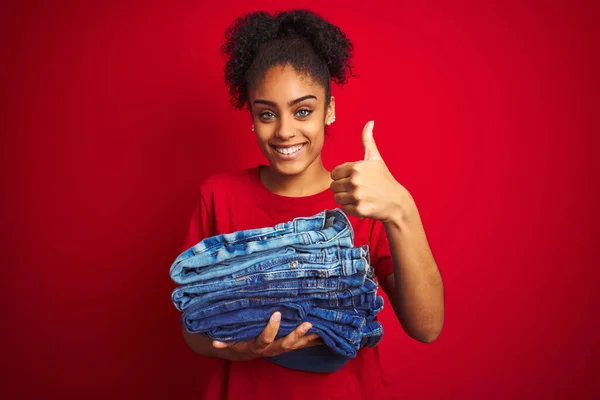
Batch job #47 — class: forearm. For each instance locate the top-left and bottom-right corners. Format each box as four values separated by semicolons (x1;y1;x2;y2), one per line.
383;203;444;343
181;326;255;361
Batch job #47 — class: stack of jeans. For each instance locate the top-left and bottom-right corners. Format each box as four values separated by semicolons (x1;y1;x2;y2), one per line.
170;209;384;373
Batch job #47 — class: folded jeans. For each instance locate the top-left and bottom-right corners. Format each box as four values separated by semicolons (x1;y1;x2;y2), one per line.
172;255;371;310
181;293;384;324
203;317;383;358
173;273;369;311
170;209;355;284
174;245;370;285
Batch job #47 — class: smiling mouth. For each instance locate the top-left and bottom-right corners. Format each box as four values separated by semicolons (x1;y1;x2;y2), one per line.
271;143;306;156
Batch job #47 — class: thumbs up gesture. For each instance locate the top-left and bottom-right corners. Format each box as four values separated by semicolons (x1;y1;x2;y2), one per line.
330;121;414;223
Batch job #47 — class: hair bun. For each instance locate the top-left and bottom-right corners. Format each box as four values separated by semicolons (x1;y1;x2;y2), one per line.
275;10;354;84
221;9;355;109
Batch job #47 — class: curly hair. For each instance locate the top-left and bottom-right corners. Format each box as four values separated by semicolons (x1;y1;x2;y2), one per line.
221;9;356;110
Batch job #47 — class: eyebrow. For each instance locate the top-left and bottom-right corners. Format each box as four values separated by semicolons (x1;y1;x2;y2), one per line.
253;95;317;108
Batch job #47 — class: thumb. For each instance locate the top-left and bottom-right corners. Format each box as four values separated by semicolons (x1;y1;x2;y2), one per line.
362;120;381;161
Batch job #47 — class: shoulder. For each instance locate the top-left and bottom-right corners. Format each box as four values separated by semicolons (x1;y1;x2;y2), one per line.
200;167;258;190
195;166;259;206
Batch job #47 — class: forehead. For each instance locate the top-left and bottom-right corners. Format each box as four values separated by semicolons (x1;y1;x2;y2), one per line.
251;64;325;101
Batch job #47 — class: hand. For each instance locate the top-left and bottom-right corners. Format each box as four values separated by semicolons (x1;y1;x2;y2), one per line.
211;312;323;360
330;121;415;223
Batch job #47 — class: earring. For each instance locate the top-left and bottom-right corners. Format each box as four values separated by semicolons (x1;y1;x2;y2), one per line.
252;124;255;132
326;116;336;126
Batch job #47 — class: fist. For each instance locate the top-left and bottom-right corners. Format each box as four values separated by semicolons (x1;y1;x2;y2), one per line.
330;121;411;223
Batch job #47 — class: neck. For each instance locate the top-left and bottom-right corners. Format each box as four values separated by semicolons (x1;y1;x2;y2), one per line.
261;157;331;197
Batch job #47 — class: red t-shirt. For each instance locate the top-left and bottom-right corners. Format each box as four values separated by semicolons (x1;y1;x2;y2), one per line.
180;165;395;400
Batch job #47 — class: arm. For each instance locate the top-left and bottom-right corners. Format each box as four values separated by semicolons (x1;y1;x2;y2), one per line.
181;326;255;361
329;121;444;344
379;197;444;344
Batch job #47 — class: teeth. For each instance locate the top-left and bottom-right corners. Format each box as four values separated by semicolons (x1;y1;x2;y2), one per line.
275;144;303;155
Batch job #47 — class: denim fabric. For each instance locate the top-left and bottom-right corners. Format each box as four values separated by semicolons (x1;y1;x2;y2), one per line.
264;299;383;373
175;274;379;313
170;208;386;372
183;301;311;332
182;299;383;358
203;317;383;358
183;301;369;334
206;322;357;357
172;251;372;311
360;321;385;347
265;301;384;373
174;274;366;314
196;245;370;283
334;296;385;323
170;209;355;284
266;346;350;373
179;288;381;320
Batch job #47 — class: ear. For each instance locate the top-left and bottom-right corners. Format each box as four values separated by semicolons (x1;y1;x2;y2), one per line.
326;96;336;122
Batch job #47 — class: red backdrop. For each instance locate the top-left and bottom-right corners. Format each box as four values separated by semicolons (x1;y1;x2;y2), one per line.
2;0;599;398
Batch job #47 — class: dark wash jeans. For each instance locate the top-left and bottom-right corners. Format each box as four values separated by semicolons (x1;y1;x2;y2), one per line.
182;296;385;356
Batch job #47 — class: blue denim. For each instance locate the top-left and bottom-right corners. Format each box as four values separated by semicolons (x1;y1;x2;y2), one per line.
264;297;385;373
334;295;385;323
175;272;380;312
170;208;386;371
266;346;350;373
170;209;355;284
202;316;382;358
181;292;383;324
181;294;385;358
183;301;311;332
174;273;366;313
183;300;367;334
360;321;385;347
265;322;384;373
195;245;370;283
172;249;372;311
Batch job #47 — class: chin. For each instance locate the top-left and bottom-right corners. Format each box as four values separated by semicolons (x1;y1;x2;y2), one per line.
270;160;307;176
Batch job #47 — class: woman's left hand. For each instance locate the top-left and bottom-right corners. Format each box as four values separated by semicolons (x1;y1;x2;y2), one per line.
330;121;416;224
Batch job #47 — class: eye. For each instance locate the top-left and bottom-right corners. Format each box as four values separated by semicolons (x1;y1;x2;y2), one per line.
296;109;312;118
259;111;276;120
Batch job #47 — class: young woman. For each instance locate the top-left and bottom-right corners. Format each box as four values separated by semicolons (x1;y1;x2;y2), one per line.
178;9;444;399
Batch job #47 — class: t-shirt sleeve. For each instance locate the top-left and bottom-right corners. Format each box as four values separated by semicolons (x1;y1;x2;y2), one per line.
180;188;215;252
369;220;395;281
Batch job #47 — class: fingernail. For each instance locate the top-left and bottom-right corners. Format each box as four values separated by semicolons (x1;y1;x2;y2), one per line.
301;323;312;333
272;312;281;322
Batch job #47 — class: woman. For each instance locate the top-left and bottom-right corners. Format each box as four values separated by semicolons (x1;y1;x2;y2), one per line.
178;9;444;399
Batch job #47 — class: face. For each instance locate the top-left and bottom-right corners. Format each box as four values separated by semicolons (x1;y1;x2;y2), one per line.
248;64;335;176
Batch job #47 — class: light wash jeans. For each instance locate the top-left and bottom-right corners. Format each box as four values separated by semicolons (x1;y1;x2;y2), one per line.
170;209;354;284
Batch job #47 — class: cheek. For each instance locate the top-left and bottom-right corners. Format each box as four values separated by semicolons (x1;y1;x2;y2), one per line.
305;118;325;144
306;130;325;149
255;131;271;145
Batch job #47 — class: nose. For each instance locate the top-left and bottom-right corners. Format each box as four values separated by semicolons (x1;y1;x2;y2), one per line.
275;115;296;140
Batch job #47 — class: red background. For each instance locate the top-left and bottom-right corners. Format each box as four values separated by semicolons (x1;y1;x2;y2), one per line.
2;0;599;398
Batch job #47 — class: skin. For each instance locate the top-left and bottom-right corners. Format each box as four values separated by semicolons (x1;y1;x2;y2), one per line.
250;64;336;197
330;122;444;343
183;63;444;361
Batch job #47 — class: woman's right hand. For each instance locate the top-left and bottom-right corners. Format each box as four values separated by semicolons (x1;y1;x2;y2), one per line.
211;311;323;360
